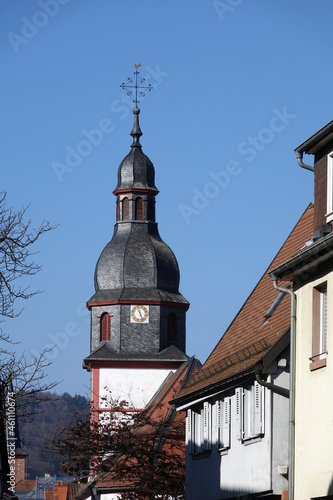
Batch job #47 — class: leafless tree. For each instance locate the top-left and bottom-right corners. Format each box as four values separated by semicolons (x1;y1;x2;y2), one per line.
0;192;56;499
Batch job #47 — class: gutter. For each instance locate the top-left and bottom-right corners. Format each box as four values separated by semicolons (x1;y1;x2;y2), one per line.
269;273;296;500
172;367;255;409
270;231;333;281
294;120;333;171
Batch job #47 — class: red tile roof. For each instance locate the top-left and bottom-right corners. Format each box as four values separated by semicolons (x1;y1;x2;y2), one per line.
15;479;36;492
53;482;69;500
45;489;54;500
178;204;314;398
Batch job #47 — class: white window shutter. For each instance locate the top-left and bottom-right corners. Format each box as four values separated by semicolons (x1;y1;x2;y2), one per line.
216;400;222;448
203;402;211;450
235;388;243;440
261;385;265;435
253;381;262;436
195;411;201;453
223;397;230;448
186;409;192;450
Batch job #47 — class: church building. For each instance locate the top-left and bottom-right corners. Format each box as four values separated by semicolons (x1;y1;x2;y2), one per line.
83;80;190;417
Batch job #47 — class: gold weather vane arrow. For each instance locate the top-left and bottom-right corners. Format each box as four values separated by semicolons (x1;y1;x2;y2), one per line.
120;63;153;106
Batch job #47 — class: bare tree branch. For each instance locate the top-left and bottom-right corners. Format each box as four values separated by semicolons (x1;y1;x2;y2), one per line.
0;191;55;320
51;393;185;500
0;192;57;500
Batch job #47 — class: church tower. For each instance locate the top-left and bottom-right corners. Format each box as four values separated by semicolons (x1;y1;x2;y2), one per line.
83;73;189;413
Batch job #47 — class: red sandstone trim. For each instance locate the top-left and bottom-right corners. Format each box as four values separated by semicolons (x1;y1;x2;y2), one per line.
85;360;184;370
113;188;159;196
91;367;100;423
87;299;189;310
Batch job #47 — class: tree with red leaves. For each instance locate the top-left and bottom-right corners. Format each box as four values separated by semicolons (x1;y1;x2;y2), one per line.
51;394;185;500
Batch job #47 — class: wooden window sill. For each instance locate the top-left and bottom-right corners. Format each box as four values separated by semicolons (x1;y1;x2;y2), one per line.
309;357;327;371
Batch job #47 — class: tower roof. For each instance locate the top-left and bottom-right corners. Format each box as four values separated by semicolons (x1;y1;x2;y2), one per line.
91;222;187;304
89;104;188;308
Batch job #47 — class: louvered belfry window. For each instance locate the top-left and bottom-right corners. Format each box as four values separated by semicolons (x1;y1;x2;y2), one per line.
167;313;178;341
100;313;111;341
147;198;155;221
135;197;144;220
122;197;129;221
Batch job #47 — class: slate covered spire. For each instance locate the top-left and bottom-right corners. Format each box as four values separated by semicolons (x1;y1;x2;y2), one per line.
130;106;142;148
113;107;159;196
90;105;188;308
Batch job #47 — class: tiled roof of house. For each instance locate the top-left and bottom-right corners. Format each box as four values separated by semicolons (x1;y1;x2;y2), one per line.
177;203;314;399
15;479;36;492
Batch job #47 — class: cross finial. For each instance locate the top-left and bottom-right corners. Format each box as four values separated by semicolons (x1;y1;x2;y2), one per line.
120;64;153;106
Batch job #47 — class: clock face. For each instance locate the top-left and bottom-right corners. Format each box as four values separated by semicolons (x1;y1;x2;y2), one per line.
130;305;149;323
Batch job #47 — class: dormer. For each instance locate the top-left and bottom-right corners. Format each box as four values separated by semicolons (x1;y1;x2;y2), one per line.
295;121;333;239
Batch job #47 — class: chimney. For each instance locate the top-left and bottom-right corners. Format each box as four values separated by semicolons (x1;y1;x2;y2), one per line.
295;121;333;238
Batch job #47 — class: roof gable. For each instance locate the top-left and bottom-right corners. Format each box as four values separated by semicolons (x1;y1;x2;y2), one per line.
178;204;314;399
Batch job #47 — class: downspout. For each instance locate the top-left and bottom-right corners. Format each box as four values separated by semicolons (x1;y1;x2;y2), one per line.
254;367;289;398
295;150;314;172
270;273;296;500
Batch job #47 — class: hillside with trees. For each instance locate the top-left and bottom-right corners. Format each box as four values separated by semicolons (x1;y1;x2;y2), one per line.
19;392;88;479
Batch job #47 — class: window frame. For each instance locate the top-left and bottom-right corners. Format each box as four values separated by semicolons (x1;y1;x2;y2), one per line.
167;313;178;342
310;282;328;371
122;197;129;221
216;398;231;451
186;403;212;456
327;152;333;223
135;197;144;221
235;382;265;442
100;312;111;342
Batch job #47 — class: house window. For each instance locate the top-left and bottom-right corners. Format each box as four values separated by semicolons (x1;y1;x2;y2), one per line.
135;197;144;220
122;198;129;221
311;283;327;370
167;313;178;342
235;382;264;441
186;402;212;455
100;313;111;341
216;398;230;450
327;152;333;222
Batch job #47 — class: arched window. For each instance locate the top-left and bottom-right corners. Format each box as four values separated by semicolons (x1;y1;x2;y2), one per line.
135;197;144;220
147;198;155;221
167;313;178;342
100;313;111;341
122;197;129;221
116;198;120;221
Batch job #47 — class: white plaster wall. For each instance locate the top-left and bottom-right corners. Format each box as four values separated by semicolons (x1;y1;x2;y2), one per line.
99;367;174;408
295;271;333;499
100;494;120;500
185;392;272;500
271;369;289;494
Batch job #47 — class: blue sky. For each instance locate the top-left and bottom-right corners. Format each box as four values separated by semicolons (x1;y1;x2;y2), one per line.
0;0;331;396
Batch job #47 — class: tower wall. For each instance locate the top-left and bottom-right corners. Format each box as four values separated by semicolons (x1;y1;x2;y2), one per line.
91;303;186;355
98;366;174;409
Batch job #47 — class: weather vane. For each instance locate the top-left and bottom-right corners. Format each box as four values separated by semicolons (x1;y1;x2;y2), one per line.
120;63;153;106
